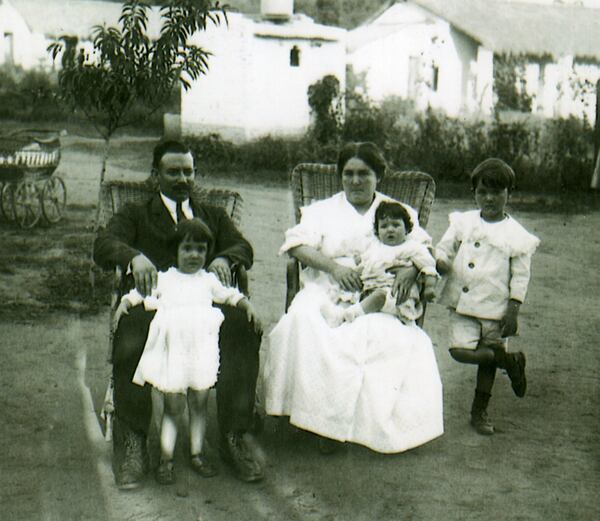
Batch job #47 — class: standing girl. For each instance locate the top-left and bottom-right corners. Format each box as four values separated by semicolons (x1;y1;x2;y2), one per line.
435;158;539;435
114;218;262;484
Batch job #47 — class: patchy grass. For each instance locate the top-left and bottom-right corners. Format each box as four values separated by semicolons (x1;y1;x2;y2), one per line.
0;207;112;320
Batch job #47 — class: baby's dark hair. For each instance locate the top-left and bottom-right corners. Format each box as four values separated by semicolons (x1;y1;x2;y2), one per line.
470;158;516;192
374;201;413;236
172;218;214;261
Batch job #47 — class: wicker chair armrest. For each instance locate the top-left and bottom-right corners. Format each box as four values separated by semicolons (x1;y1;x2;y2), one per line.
285;258;300;312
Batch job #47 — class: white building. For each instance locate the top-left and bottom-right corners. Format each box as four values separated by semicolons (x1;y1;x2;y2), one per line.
1;0;346;142
348;0;600;120
180;0;346;141
0;0;50;69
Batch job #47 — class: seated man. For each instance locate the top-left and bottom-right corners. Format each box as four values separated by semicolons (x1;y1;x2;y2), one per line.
94;140;263;488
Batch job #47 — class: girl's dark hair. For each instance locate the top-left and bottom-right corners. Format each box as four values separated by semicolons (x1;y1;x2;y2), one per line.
470;158;515;192
336;141;387;181
374;201;413;235
172;218;214;260
152;140;193;171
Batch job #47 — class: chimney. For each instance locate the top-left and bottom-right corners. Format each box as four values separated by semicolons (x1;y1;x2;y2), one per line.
260;0;294;21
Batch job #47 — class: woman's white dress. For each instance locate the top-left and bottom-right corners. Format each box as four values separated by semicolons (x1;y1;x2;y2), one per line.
262;192;444;453
125;268;245;394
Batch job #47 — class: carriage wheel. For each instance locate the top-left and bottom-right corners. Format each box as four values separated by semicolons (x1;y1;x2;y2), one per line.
41;176;67;224
0;182;16;221
13;181;42;229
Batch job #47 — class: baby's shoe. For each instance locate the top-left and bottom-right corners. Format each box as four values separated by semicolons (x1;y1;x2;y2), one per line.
342;303;365;323
320;301;345;327
155;459;176;485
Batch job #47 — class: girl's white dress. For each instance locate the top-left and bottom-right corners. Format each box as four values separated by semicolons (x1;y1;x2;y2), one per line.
124;267;245;394
262;192;444;453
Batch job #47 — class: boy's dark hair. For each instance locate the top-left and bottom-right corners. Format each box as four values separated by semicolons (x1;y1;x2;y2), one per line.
171;218;214;261
470;158;516;192
152;140;193;171
374;201;413;235
337;141;387;181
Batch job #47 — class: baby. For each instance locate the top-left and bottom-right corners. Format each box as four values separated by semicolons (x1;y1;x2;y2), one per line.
322;201;437;326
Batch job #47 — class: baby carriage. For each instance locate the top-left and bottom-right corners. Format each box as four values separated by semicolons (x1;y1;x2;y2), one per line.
0;129;66;228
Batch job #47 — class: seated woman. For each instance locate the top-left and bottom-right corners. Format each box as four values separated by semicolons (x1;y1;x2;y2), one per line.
262;142;444;454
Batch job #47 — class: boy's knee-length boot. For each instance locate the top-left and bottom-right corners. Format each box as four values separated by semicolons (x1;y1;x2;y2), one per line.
470;390;494;435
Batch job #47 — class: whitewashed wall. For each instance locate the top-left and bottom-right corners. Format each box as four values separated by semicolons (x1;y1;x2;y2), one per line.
181;13;346;141
347;3;483;117
0;0;48;69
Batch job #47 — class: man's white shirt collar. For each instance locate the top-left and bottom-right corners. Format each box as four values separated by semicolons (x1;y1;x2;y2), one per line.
160;193;193;223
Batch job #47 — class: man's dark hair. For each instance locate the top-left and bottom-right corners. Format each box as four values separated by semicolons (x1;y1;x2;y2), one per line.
152;140;193;171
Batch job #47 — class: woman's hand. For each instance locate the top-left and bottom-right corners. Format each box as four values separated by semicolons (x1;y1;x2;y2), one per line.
131;253;157;297
208;257;232;287
500;300;521;337
112;299;132;332
331;265;362;292
390;265;418;304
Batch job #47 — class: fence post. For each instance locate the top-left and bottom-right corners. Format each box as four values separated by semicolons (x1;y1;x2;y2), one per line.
592;79;600;189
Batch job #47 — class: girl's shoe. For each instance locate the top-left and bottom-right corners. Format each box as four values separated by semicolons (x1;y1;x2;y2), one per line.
155;459;176;485
190;453;218;478
470;410;495;435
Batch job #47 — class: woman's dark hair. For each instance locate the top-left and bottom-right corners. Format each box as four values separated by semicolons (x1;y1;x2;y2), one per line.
374;201;413;235
470;158;515;192
336;142;387;181
171;218;214;261
152;140;193;171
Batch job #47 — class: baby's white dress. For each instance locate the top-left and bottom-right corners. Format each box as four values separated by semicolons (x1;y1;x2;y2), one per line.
124;267;245;394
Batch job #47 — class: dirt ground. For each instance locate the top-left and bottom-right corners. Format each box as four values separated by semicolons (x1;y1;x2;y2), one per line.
1;133;599;521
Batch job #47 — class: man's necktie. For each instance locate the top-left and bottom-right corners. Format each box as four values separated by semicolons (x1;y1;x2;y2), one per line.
176;201;186;223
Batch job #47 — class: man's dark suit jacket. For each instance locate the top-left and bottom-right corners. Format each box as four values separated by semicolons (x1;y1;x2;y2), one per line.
93;192;253;275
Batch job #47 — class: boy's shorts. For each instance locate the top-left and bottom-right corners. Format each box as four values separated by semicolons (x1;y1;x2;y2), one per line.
448;310;508;351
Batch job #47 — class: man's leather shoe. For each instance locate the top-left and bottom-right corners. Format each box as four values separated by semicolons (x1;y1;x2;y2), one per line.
114;420;146;490
219;431;264;483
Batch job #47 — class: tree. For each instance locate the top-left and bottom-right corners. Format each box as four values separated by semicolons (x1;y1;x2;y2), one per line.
307;74;343;146
315;0;340;26
48;0;226;189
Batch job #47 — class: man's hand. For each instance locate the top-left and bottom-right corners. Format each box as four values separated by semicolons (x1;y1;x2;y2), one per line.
208;257;232;287
331;265;362;292
500;300;521;337
390;265;418;304
131;253;157;297
112;299;132;332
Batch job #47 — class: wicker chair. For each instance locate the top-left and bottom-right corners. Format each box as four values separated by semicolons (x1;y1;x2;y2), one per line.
285;163;436;315
96;179;246;440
